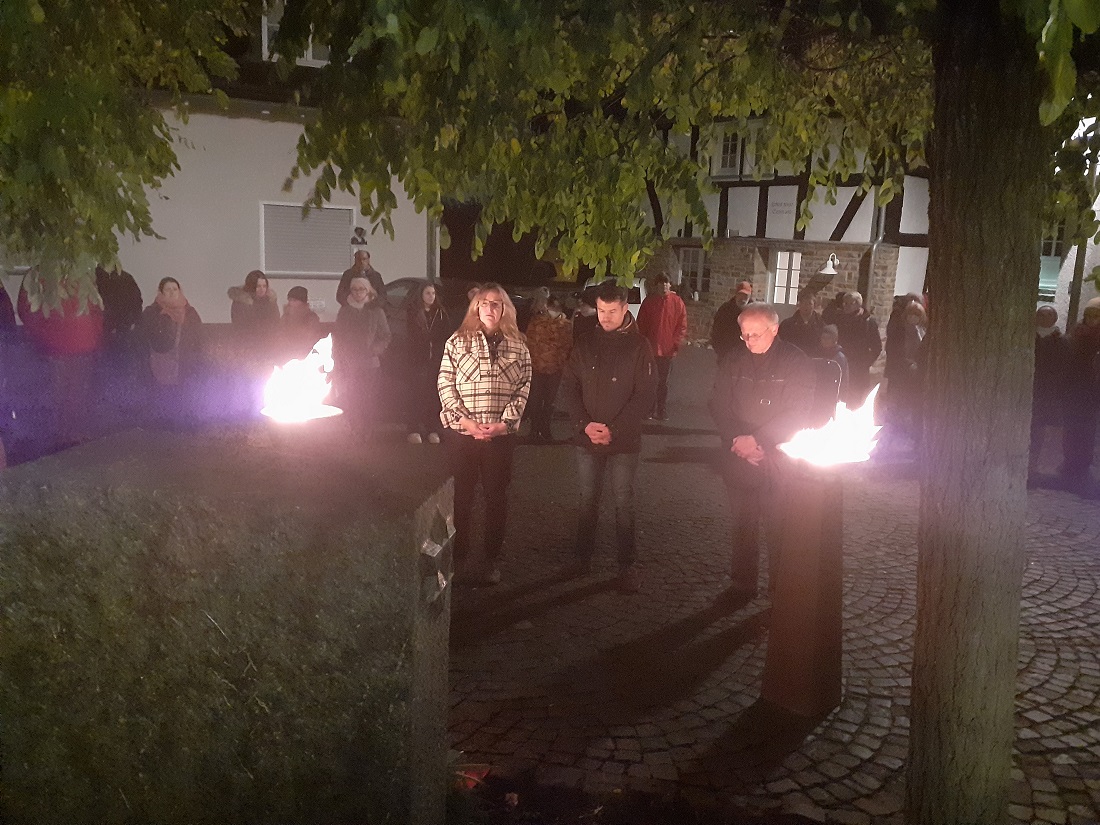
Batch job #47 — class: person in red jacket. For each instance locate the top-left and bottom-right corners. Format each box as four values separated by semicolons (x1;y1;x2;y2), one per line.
636;274;687;421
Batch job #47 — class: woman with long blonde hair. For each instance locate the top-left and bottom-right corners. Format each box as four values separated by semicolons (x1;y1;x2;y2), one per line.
437;283;531;585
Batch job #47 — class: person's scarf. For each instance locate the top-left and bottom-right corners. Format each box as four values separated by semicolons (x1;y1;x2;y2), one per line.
155;289;189;325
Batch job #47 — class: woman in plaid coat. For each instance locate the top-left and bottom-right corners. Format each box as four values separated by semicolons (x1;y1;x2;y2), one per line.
438;283;532;585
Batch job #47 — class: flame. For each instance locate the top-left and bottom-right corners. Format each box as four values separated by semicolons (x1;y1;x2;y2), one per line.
261;335;344;423
778;386;881;466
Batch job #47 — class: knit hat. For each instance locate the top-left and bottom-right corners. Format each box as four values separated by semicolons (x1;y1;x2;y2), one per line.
287;286;309;303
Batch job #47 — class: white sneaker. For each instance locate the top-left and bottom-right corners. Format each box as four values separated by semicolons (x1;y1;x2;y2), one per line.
407;432;423;444
427;432;440;444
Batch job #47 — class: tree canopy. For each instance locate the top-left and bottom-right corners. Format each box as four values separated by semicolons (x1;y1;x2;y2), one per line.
0;0;257;309
275;0;1098;280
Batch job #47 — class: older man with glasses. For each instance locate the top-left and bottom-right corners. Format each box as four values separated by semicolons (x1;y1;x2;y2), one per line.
709;303;816;607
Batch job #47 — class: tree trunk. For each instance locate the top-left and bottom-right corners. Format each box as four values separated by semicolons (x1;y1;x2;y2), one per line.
906;2;1045;823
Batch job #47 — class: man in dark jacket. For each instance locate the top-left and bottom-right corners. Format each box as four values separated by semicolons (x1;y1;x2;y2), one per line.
1031;305;1069;481
709;279;754;362
710;303;815;604
337;249;386;307
834;290;882;406
562;280;657;593
778;288;824;354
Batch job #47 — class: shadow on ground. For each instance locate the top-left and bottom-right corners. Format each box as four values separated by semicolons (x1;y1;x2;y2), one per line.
450;773;823;824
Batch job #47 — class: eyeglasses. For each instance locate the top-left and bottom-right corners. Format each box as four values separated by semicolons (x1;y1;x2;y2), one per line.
481;300;504;310
740;327;776;341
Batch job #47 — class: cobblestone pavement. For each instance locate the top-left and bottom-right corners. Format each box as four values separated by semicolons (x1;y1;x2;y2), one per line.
448;345;1100;824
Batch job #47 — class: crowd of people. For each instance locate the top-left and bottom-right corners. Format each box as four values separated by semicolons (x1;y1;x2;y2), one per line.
5;264;1100;586
1030;298;1100;491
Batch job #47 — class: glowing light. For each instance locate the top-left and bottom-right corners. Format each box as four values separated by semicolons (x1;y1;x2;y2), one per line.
261;335;344;423
779;386;881;466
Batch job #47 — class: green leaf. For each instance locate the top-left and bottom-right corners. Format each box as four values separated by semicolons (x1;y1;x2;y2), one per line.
414;26;439;55
28;1;45;24
1064;0;1100;33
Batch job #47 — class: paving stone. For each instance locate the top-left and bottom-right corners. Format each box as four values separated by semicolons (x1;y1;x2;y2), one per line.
444;357;1100;825
1008;803;1035;821
1035;807;1068;824
765;778;800;794
826;809;871;825
853;792;903;817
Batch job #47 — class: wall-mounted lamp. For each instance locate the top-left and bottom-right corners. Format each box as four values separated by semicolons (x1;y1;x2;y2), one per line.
819;253;839;276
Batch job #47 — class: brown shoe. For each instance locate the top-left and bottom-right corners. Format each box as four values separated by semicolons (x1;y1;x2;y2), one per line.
617;566;641;594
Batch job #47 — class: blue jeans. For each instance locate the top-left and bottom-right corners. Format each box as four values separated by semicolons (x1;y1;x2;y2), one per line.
574;449;639;567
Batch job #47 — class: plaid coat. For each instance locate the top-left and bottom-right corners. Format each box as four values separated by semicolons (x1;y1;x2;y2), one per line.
438;330;531;434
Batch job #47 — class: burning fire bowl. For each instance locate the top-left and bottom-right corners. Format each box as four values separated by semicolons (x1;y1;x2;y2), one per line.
0;428;454;825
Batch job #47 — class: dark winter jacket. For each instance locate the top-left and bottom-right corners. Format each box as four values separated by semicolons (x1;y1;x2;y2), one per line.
563;313;657;454
140;302;203;384
336;265;386;307
835;309;883;372
95;266;143;342
228;286;280;335
407;302;450;371
334;302;391;377
1066;323;1100;409
778;310;825;355
710;337;816;453
709;298;747;361
1033;329;1069;423
279;306;324;362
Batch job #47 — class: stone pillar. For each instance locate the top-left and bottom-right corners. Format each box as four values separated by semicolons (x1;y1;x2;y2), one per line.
761;461;845;718
0;427;453;825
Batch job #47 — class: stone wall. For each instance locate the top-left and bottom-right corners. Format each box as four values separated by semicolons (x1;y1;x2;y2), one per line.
638;239;900;343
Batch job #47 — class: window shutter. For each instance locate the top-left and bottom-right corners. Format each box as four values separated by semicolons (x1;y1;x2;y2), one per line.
262;203;353;278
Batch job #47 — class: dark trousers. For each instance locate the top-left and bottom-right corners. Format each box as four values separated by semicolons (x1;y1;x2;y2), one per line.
446;430;517;563
574;449;639;567
1062;401;1098;479
338;364;379;437
407;366;442;436
723;454;780;593
653;356;674;416
527;371;562;438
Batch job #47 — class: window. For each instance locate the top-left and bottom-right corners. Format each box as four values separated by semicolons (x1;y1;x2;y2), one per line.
720;132;740;171
1041;223;1067;258
1038;222;1067;301
678;247;709;296
262;1;330;67
712;126;775;181
262;203;354;278
772;251;801;305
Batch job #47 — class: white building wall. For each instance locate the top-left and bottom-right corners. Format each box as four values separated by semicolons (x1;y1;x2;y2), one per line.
899;177;929;234
727;188;758;237
117;111;429;322
765;186;799;238
800;186;874;243
895;247;928;296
